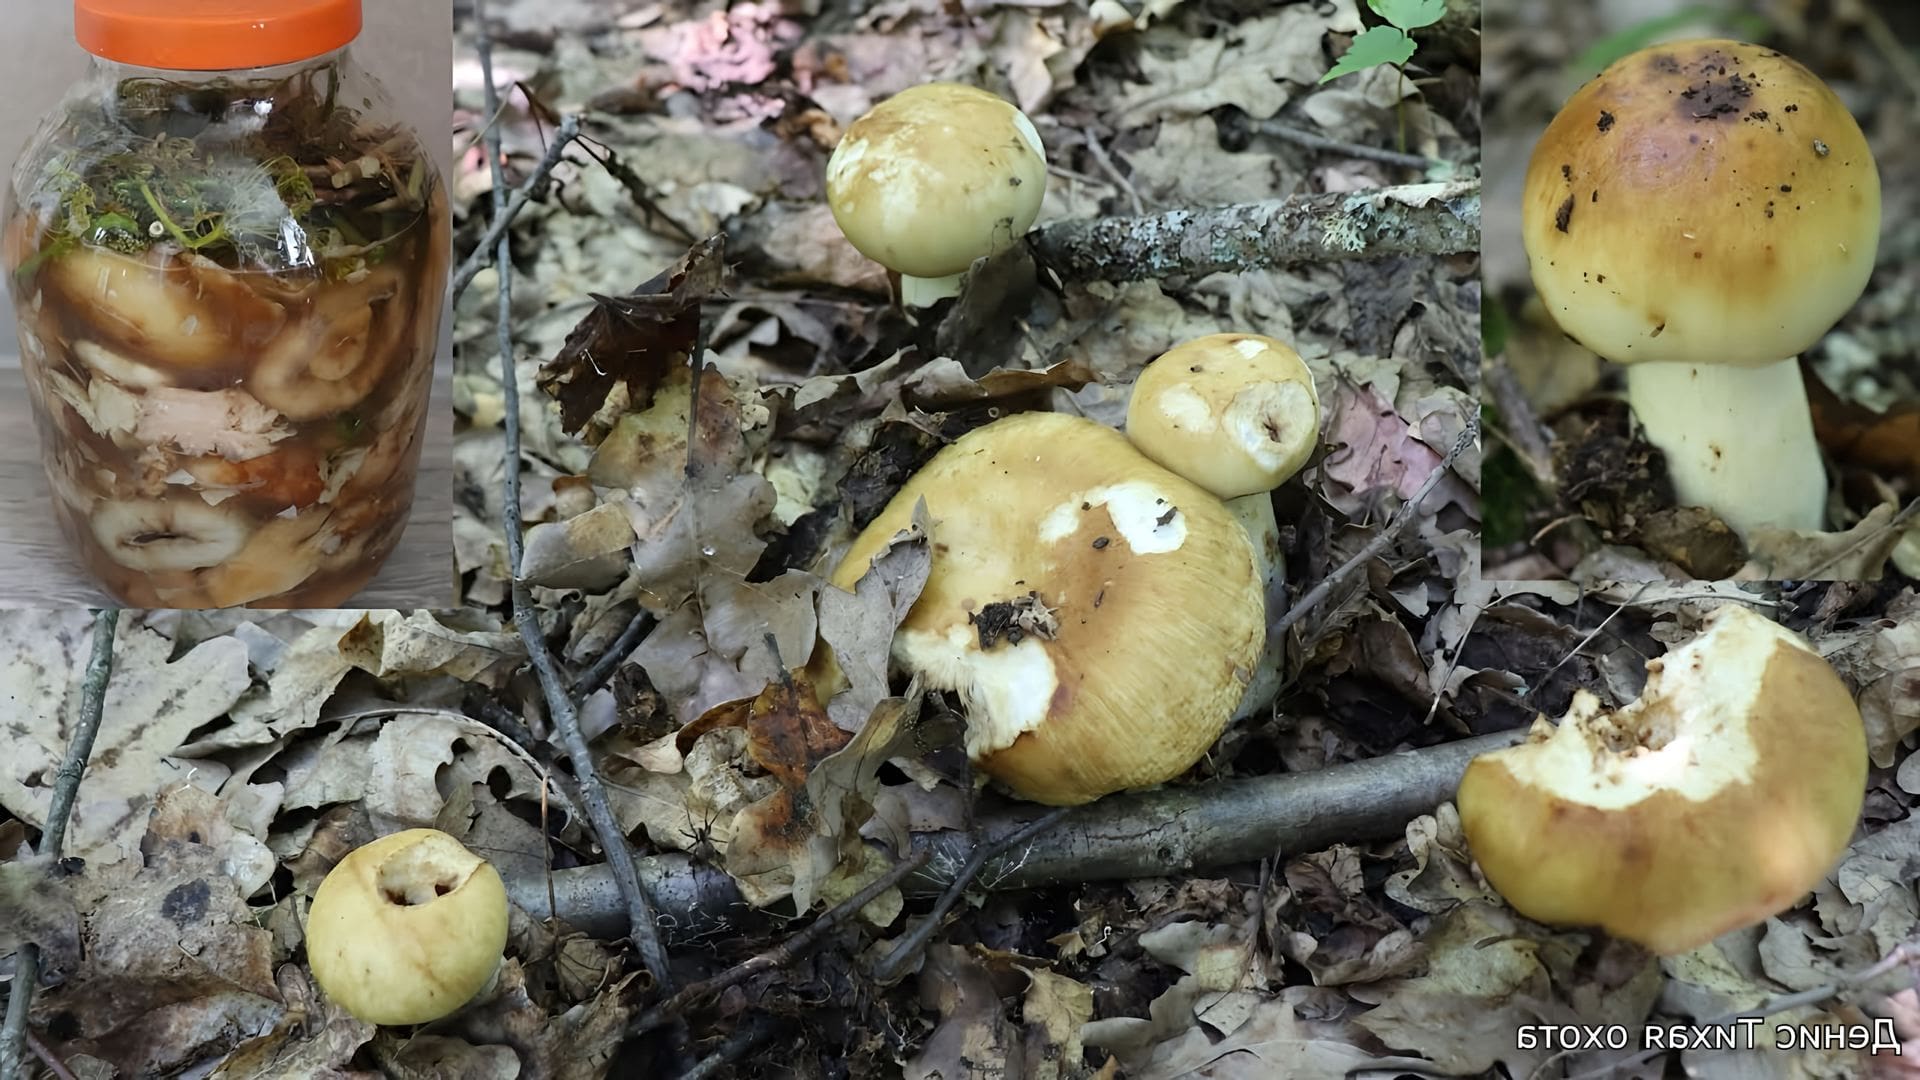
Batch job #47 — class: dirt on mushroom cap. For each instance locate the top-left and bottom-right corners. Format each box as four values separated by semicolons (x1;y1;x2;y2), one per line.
830;410;1263;805
1521;39;1880;367
1457;605;1867;955
825;82;1047;281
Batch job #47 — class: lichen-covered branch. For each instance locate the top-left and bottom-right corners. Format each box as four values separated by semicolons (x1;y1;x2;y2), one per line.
1028;179;1480;283
507;729;1522;938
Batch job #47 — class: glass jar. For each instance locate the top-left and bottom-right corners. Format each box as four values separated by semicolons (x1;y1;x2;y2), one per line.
4;0;448;608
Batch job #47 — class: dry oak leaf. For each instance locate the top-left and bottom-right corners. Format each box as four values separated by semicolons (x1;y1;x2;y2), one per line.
537;234;729;436
0;611;251;867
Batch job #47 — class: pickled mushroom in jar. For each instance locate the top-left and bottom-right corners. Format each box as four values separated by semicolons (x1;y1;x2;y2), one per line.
4;55;448;607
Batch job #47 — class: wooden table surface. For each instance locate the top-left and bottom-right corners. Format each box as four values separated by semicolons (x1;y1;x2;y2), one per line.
0;353;455;609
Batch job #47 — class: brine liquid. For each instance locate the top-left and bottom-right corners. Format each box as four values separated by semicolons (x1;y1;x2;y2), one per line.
5;190;449;608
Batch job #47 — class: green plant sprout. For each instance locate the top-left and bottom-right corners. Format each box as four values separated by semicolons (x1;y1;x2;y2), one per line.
1572;5;1772;77
1318;0;1446;153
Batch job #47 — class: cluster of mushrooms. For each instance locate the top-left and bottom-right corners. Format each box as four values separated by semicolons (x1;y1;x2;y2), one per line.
6;226;445;607
302;64;1874;1029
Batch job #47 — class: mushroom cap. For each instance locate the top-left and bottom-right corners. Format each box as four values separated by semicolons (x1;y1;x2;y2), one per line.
306;828;509;1025
1125;333;1322;499
832;411;1263;805
825;82;1047;281
1457;605;1865;955
1520;40;1879;366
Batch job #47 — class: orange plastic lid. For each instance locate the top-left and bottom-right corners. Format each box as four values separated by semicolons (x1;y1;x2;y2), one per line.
74;0;362;71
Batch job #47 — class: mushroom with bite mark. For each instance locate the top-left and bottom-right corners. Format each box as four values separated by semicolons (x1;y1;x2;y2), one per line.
1521;40;1880;536
306;829;509;1026
828;411;1264;805
1124;332;1323;717
825;83;1047;308
1456;605;1866;955
1125;333;1322;500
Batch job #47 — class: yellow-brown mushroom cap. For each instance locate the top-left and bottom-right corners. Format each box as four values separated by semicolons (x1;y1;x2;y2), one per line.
1521;40;1879;366
831;411;1263;805
1457;605;1865;956
306;828;509;1025
825;82;1047;281
1124;333;1322;499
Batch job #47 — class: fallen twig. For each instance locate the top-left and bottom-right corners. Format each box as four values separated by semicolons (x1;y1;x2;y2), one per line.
872;807;1073;984
0;609;120;1080
24;1031;76;1080
1256;119;1440;171
507;729;1521;938
471;0;675;996
1272;412;1479;639
1028;179;1479;283
570;607;655;700
449;112;584;306
629;850;932;1037
674;1013;781;1080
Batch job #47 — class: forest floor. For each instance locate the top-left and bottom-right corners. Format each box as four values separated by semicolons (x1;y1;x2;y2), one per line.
2;2;1917;1080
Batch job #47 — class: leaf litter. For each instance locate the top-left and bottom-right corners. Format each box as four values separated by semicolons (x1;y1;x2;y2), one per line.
2;1;1916;1079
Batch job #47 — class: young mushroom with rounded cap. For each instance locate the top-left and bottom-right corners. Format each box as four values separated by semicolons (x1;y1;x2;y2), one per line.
1521;40;1880;535
1456;605;1866;956
1124;332;1323;717
825;83;1047;307
829;411;1264;805
305;828;509;1025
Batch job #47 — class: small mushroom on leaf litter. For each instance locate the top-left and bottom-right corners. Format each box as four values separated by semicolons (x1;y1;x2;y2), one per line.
1521;40;1880;535
825;82;1046;307
306;828;509;1025
829;411;1263;805
1457;605;1866;956
1124;332;1323;719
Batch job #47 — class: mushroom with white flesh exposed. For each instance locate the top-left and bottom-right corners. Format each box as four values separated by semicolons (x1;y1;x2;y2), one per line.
1125;332;1323;716
829;411;1264;805
1521;40;1880;536
825;83;1047;307
306;829;509;1026
1456;605;1866;956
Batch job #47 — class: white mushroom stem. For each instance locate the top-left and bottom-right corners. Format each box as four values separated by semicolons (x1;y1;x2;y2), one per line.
1623;357;1827;536
1226;494;1283;720
900;271;966;308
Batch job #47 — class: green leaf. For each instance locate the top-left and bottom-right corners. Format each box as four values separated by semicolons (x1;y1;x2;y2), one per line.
1571;7;1774;76
1318;26;1415;84
1370;0;1446;32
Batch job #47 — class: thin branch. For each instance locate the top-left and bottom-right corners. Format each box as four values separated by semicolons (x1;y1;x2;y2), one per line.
1255;119;1440;171
1080;127;1145;216
0;609;120;1080
674;1013;781;1080
1552;941;1920;1080
449;112;583;306
26;1031;77;1080
471;0;675;994
629;850;932;1037
872;807;1072;984
1028;179;1479;284
1803;496;1920;579
570;607;654;700
506;730;1523;938
1272;412;1479;639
